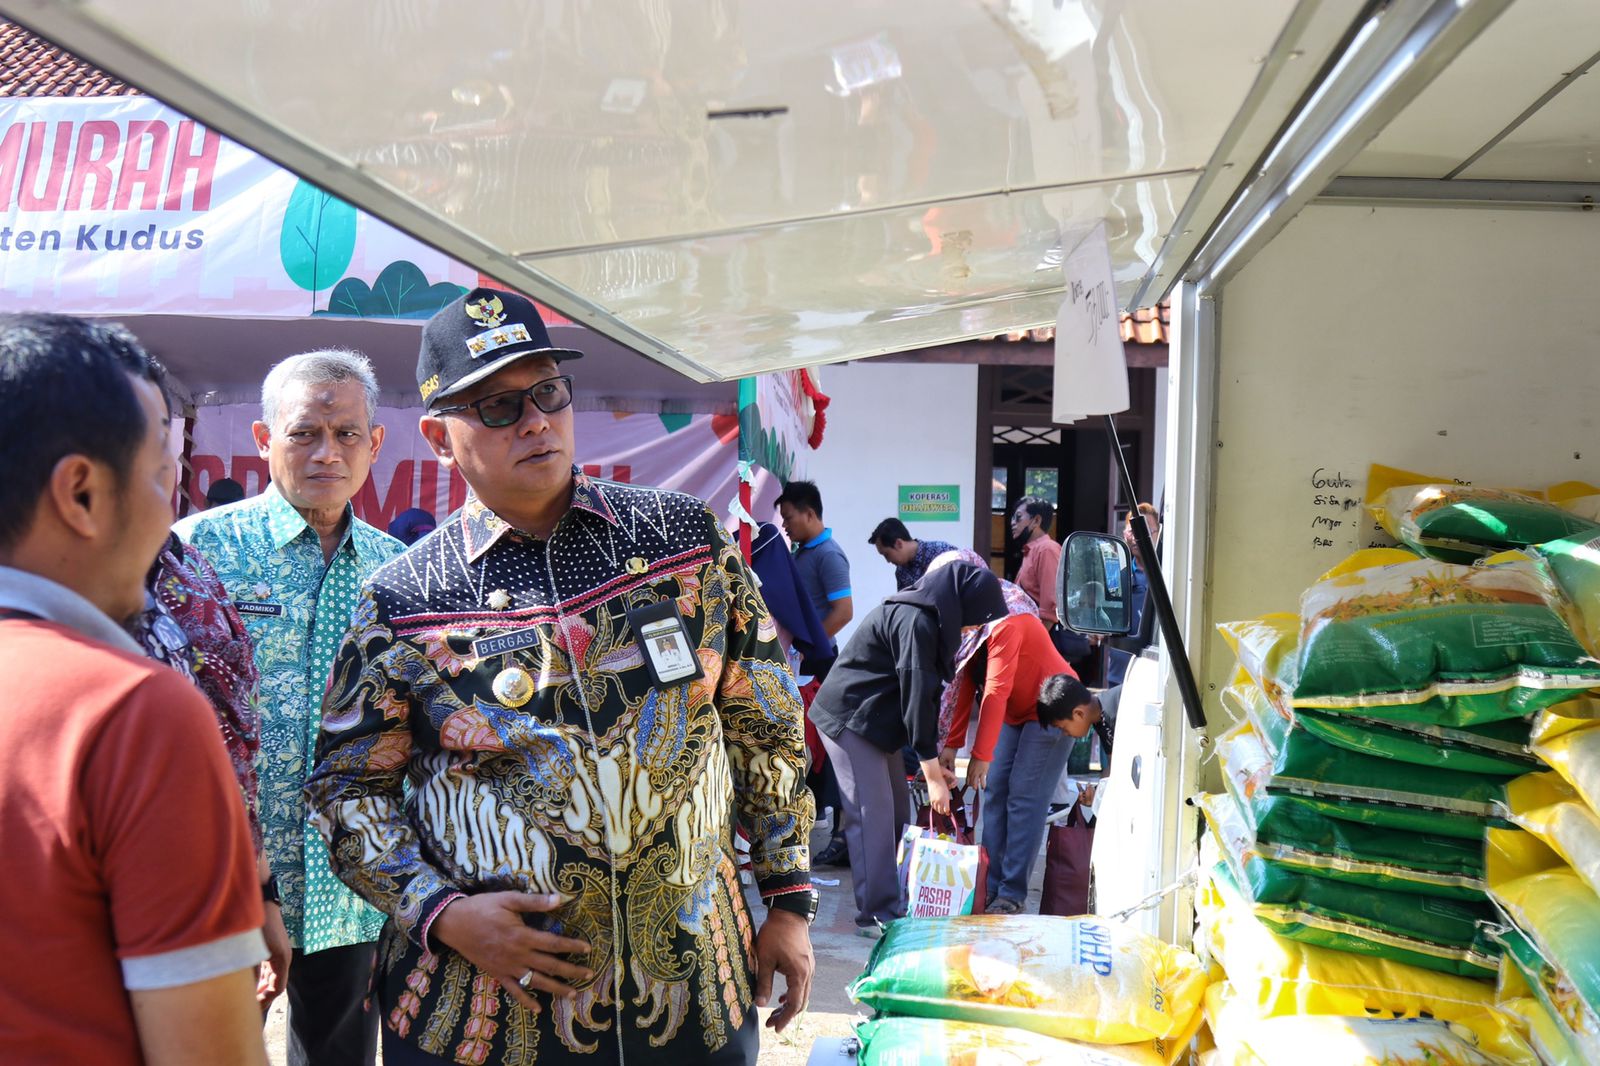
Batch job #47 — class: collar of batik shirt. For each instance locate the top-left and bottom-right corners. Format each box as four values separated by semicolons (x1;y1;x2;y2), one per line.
461;467;621;562
260;481;394;566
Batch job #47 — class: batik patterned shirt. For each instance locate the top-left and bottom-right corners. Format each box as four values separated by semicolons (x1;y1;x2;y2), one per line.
894;538;958;590
129;535;263;851
175;485;404;951
307;473;814;1065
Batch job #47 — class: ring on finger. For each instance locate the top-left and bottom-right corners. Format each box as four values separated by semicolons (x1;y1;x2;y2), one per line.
518;970;535;992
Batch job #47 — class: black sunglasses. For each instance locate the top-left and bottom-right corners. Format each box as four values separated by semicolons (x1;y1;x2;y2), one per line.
433;375;573;428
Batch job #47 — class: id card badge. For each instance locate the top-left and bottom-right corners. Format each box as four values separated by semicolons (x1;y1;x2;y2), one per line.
625;598;704;687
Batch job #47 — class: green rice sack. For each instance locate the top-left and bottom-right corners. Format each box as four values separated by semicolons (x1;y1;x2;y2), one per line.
1224;679;1534;778
1486;830;1600;1059
1292;709;1536;777
848;915;1208;1046
1294;555;1600;727
1532;531;1600;661
1218;711;1507;840
1494;926;1600;1065
1203;794;1495;952
855;1017;1166;1066
1217;723;1487;876
1370;480;1598;564
1209;862;1498;981
1198;791;1485;901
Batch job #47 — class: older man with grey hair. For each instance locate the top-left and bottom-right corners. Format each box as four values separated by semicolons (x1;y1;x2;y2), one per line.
176;349;403;1066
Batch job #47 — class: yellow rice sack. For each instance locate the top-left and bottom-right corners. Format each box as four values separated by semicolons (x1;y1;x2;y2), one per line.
1203;973;1529;1062
854;1017;1165;1066
1503;771;1600;901
1530;719;1600;815
1221;1014;1520;1065
1197;869;1500;1029
1484;829;1600;1057
849;915;1208;1047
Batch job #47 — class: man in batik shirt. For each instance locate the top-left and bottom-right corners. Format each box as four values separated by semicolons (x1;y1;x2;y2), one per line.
307;289;816;1066
176;350;403;1065
129;532;293;1006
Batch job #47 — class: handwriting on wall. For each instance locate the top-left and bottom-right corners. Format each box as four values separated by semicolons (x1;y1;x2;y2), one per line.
1309;468;1362;550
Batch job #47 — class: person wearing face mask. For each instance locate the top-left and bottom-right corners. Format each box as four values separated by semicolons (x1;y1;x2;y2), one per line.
807;560;1009;936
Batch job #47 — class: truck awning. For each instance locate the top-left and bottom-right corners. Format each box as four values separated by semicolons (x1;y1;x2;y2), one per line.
0;0;1328;380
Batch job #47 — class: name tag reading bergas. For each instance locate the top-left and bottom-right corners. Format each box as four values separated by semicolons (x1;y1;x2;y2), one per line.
626;598;703;687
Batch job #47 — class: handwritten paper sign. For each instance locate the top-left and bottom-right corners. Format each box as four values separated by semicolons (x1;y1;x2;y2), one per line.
1052;220;1129;425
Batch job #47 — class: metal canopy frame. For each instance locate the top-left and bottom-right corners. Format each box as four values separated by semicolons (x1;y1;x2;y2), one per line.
1132;0;1516;946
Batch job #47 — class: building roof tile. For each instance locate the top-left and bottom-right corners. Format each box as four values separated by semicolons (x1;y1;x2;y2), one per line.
0;20;138;97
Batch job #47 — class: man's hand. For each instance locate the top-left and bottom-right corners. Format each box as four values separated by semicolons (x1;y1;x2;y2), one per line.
755;908;813;1033
1080;783;1098;808
937;747;957;774
256;902;291;1009
431;893;593;1014
965;758;991;793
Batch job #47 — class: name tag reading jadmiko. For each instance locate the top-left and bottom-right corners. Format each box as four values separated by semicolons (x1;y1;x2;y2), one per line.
234;601;284;617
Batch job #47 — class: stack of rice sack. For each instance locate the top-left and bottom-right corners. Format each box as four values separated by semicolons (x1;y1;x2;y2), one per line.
847;915;1208;1065
1194;467;1600;1062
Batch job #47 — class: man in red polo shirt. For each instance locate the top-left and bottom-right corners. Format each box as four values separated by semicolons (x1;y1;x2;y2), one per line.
0;314;267;1066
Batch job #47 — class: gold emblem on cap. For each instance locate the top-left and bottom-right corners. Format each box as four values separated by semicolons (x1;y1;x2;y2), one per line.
626;557;648;575
492;666;534;708
466;295;507;328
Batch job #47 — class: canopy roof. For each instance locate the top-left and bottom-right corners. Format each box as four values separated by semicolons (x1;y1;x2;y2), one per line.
0;0;1310;380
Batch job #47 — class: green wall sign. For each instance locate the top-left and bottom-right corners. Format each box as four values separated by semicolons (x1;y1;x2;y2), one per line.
898;484;961;522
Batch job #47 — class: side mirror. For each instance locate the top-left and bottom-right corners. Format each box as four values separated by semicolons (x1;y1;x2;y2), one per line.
1057;531;1136;636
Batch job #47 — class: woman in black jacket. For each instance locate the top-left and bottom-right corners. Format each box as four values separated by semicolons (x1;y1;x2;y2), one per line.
808;560;1008;934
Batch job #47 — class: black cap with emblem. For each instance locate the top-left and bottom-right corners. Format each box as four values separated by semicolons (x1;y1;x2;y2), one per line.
417;287;583;408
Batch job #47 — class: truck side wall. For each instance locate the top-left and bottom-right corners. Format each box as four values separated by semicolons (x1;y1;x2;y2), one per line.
1200;203;1600;742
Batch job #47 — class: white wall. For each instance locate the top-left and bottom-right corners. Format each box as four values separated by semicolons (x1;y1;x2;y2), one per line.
789;361;979;644
1201;203;1600;701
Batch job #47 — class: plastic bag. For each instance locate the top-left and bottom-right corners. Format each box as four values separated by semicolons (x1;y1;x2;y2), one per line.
1224;1014;1515;1065
1503;771;1600;902
1219;618;1538;776
1204;844;1497;980
1216;722;1487;878
1197;870;1520;1052
1367;465;1596;563
897;800;989;918
1494;925;1600;1065
1529;719;1600;818
855;1017;1164;1066
1532;530;1600;663
1485;829;1600;1051
849;915;1208;1046
1294;554;1600;727
1217;719;1501;840
1199;790;1484;902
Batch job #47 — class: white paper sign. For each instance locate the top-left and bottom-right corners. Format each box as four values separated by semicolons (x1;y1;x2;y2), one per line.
1052;220;1129;425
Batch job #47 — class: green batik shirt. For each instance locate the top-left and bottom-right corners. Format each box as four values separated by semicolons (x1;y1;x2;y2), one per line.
176;484;404;951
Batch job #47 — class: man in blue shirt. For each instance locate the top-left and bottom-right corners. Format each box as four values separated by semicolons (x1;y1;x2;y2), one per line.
777;480;853;658
776;479;853;866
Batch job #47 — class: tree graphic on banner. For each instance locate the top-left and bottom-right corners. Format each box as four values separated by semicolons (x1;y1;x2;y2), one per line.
279;179;357;314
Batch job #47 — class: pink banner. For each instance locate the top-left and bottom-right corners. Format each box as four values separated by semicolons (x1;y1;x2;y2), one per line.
0;97;475;317
186;406;742;532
